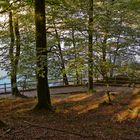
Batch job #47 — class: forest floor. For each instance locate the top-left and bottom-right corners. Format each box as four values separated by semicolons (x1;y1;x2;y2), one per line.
0;86;140;140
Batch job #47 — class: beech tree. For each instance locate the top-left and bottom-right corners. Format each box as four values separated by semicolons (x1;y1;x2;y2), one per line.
53;21;69;85
88;0;94;92
0;0;140;98
9;11;21;96
0;0;23;96
34;0;51;109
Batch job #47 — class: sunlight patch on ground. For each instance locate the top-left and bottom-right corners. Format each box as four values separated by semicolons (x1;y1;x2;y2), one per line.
132;88;140;96
114;90;140;122
0;98;36;113
70;95;109;114
128;98;140;119
52;93;92;105
53;93;117;114
52;98;63;104
65;93;92;102
115;111;130;122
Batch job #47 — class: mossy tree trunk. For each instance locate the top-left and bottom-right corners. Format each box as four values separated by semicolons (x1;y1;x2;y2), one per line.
34;0;51;110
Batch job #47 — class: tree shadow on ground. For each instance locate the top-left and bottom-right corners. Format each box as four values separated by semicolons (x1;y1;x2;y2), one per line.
112;88;140;122
52;87;140;123
53;91;120;114
0;87;140;139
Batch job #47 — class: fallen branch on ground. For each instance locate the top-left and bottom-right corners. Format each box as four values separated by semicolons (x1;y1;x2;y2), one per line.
0;129;12;137
24;120;95;138
0;125;30;137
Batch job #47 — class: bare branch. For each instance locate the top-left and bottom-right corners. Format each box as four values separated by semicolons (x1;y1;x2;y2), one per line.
0;0;20;14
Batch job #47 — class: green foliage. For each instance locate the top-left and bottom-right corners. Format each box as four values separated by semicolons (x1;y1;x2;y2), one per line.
0;0;139;84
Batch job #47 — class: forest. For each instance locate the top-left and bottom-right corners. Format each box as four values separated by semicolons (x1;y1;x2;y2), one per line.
0;0;140;139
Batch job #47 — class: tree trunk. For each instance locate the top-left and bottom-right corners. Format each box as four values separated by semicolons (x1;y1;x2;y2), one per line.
53;22;69;85
34;0;51;110
109;34;121;78
88;0;94;92
101;35;107;81
9;11;20;96
72;27;80;85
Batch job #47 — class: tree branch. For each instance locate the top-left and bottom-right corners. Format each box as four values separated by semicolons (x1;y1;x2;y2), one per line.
24;120;95;138
0;0;20;14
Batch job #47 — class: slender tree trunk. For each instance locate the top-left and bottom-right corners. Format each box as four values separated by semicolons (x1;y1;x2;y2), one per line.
53;22;69;85
34;0;51;110
9;11;20;96
88;0;94;92
72;27;80;85
109;34;121;77
102;36;107;81
14;18;21;95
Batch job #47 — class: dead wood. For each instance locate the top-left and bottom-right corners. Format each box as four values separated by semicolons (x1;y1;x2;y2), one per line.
24;120;95;138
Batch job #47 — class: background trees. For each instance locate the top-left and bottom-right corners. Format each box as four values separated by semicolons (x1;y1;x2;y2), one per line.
0;0;139;105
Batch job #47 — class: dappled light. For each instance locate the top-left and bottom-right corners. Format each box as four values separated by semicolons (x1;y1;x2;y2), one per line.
52;92;117;114
114;88;140;122
114;110;130;122
70;95;108;114
52;88;140;121
52;93;92;104
0;0;140;139
0;87;140;139
132;88;140;96
63;93;92;102
52;98;63;104
0;98;36;113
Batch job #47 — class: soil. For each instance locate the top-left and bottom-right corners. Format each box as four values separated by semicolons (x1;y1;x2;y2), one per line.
0;86;140;140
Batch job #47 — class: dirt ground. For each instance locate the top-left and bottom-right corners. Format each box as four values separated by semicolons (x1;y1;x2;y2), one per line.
0;86;140;140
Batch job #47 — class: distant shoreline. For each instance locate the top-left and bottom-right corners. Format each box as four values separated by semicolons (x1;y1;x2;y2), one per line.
0;76;10;84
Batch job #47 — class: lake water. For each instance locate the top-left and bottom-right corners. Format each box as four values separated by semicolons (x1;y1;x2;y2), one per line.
0;76;64;91
0;77;10;85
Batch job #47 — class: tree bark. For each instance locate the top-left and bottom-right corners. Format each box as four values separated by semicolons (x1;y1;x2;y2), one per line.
9;11;20;96
34;0;51;110
101;35;107;81
88;0;94;92
53;22;69;85
72;27;80;85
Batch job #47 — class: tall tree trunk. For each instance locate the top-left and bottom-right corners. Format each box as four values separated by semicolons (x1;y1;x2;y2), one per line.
88;0;94;92
101;35;107;81
34;0;51;110
9;11;20;96
72;27;80;85
53;22;69;85
109;33;121;78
